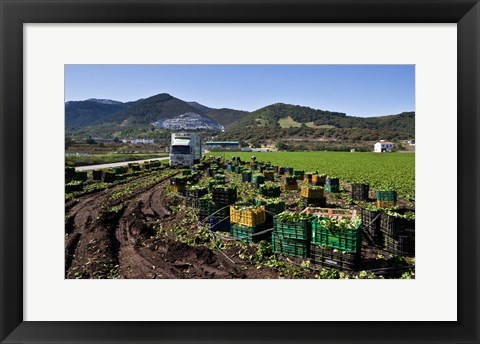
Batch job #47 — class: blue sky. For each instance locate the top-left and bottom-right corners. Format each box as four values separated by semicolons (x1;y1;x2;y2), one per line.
65;65;414;117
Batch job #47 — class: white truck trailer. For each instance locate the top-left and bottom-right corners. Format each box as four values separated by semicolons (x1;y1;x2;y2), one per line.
169;132;202;167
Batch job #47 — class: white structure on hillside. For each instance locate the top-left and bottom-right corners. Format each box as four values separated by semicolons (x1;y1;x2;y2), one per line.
374;140;394;153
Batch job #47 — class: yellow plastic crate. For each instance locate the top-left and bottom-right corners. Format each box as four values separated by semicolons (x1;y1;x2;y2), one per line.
377;200;396;208
172;185;185;193
312;175;326;184
230;205;266;227
300;185;324;199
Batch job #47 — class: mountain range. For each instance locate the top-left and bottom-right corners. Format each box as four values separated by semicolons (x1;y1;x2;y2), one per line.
65;92;415;145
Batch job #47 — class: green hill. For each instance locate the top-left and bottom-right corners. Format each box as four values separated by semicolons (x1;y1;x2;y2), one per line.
204;108;250;128
219;103;414;144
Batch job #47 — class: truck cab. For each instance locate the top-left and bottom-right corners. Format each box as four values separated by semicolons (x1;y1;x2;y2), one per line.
169;133;201;167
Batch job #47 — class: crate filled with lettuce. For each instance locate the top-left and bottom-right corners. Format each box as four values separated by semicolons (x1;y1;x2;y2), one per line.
259;182;281;198
272;211;313;258
311;216;362;253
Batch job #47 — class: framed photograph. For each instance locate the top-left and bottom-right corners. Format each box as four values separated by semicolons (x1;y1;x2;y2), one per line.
1;0;479;343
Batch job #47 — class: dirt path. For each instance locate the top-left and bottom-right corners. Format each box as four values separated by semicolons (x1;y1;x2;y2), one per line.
65;171;280;279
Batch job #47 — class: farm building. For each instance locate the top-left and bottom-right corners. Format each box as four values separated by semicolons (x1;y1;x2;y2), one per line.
374;141;394;152
205;141;240;151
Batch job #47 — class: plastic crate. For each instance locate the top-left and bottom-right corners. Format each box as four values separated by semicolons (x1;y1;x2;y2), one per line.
380;213;415;236
300;185;324;199
230;223;269;243
259;184;281;197
351;183;369;201
230;205;266;227
211;187;237;205
242;171;252;182
263;171;275;181
252;174;265;185
325;179;340;193
186;187;208;199
377;200;396;208
255;198;286;215
383;233;415;256
103;171;116;183
311;175;326;186
272;234;309;258
92;170;102;181
273;215;313;240
209;216;231;232
310;243;361;271
311;217;362;253
172;185;186;193
65;181;84;193
360;208;382;244
293;170;305;180
376;190;397;202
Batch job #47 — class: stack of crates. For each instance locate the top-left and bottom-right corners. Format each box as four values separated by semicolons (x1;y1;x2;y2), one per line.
263;170;275;182
380;212;415;256
230;205;268;242
325;177;340;193
255;197;286;227
282;176;298;191
376;190;397;208
284;167;294;177
276;166;285;175
209;215;231;232
186;186;208;209
214;174;226;184
311;174;326;186
310;216;362;271
242;170;252;182
171;176;188;195
292;170;304;180
252;174;265;187
360;207;382;246
198;195;213;219
272;213;313;258
351;183;370;201
209;186;237;219
259;183;281;198
300;185;326;207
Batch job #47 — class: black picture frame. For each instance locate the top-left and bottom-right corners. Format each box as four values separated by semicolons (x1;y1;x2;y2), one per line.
1;0;479;343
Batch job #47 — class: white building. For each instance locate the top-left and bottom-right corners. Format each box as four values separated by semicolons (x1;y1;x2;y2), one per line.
374;141;394;153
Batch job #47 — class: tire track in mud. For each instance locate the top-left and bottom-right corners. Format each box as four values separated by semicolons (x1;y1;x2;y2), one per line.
65;172;177;279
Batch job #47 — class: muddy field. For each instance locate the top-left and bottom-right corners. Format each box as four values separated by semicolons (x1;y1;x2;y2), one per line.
65;166;414;279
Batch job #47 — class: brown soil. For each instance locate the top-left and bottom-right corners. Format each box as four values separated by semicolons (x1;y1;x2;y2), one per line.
65;173;283;279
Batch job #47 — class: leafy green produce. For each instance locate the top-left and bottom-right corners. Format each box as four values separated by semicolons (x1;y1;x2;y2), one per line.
276;211;312;223
318;216;361;232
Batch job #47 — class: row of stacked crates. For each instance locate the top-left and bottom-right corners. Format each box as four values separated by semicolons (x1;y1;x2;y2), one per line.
271;210;363;271
360;207;415;256
229;205;268;242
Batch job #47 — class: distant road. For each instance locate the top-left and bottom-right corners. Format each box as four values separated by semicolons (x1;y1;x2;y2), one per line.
75;157;169;171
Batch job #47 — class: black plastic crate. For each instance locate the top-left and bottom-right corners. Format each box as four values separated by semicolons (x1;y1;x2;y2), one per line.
209;216;231;232
383;233;415;256
310;243;361;271
351;183;369;201
187;187;208;199
380;213;414;236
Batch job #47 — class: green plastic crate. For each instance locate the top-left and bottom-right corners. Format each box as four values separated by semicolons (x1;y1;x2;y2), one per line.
273;215;313;240
252;174;265;185
376;190;397;202
231;223;269;243
311;217;362;253
272;234;309;258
